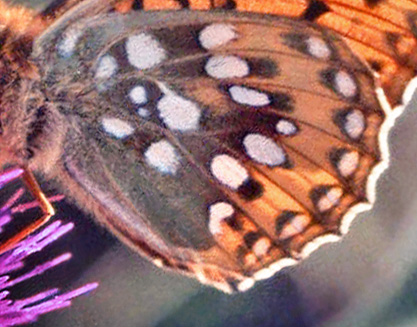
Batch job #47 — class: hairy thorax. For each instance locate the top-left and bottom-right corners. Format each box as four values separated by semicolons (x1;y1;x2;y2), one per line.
0;2;64;174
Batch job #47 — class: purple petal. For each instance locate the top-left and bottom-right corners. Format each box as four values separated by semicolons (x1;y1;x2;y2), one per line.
0;169;23;188
0;169;99;326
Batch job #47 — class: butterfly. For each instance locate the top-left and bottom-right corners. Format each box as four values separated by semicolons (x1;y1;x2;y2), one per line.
0;0;415;293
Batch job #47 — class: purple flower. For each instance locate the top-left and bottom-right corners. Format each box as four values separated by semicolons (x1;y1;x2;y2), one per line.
0;168;98;326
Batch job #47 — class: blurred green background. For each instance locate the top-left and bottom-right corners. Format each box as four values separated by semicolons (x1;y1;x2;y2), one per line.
5;1;417;326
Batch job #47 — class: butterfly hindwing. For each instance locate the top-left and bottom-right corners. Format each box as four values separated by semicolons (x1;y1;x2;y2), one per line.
32;8;385;292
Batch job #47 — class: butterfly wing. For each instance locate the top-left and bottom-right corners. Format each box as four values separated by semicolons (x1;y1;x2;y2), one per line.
103;0;417;107
37;0;417;106
32;9;385;292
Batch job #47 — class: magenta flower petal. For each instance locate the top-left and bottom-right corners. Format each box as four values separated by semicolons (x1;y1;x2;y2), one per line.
0;169;23;188
0;168;99;326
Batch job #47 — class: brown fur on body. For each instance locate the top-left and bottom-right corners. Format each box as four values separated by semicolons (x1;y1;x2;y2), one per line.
0;1;62;172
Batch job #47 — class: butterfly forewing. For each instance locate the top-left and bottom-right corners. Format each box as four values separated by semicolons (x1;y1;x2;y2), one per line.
31;9;385;291
121;0;417;106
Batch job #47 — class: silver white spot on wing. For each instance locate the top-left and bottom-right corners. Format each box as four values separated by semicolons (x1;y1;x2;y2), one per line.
229;86;270;106
338;151;360;177
252;237;271;257
129;85;147;105
126;33;166;70
101;117;134;139
95;55;118;80
344;110;365;139
276;119;298;136
137;108;150;118
199;23;237;49
208;202;235;235
153;258;164;268
306;36;331;59
156;89;201;131
278;214;311;240
317;187;343;212
243;134;286;166
205;55;249;79
335;71;357;98
144;140;180;175
57;28;82;58
211;154;249;190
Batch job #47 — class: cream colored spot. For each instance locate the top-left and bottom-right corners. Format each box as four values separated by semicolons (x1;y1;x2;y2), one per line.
153;258;164;268
229;86;270;106
243;134;286;166
344;110;365;139
244;253;258;266
338;151;360;177
57;28;82;58
199;23;237;49
253;237;271;257
335;71;357;98
95;55;118;79
317;187;343;212
279;214;310;240
306;36;331;59
276;119;298;136
144;140;180;175
101;117;134;139
157;92;201;132
208;202;235;235
205;55;249;79
129;85;147;105
211;155;249;190
126;33;166;69
137;108;150;118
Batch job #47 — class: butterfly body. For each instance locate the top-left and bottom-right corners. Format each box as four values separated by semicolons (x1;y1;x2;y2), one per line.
0;0;414;292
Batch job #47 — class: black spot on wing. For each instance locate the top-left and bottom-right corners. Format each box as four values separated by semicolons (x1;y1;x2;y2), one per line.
364;0;383;8
175;0;190;8
270;92;294;112
225;214;243;231
302;0;330;21
368;60;382;72
238;179;263;201
212;0;237;10
161;58;206;78
247;58;279;78
153;25;204;56
243;231;261;249
132;0;143;10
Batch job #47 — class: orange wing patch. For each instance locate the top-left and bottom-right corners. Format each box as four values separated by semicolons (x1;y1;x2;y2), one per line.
133;0;417;106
